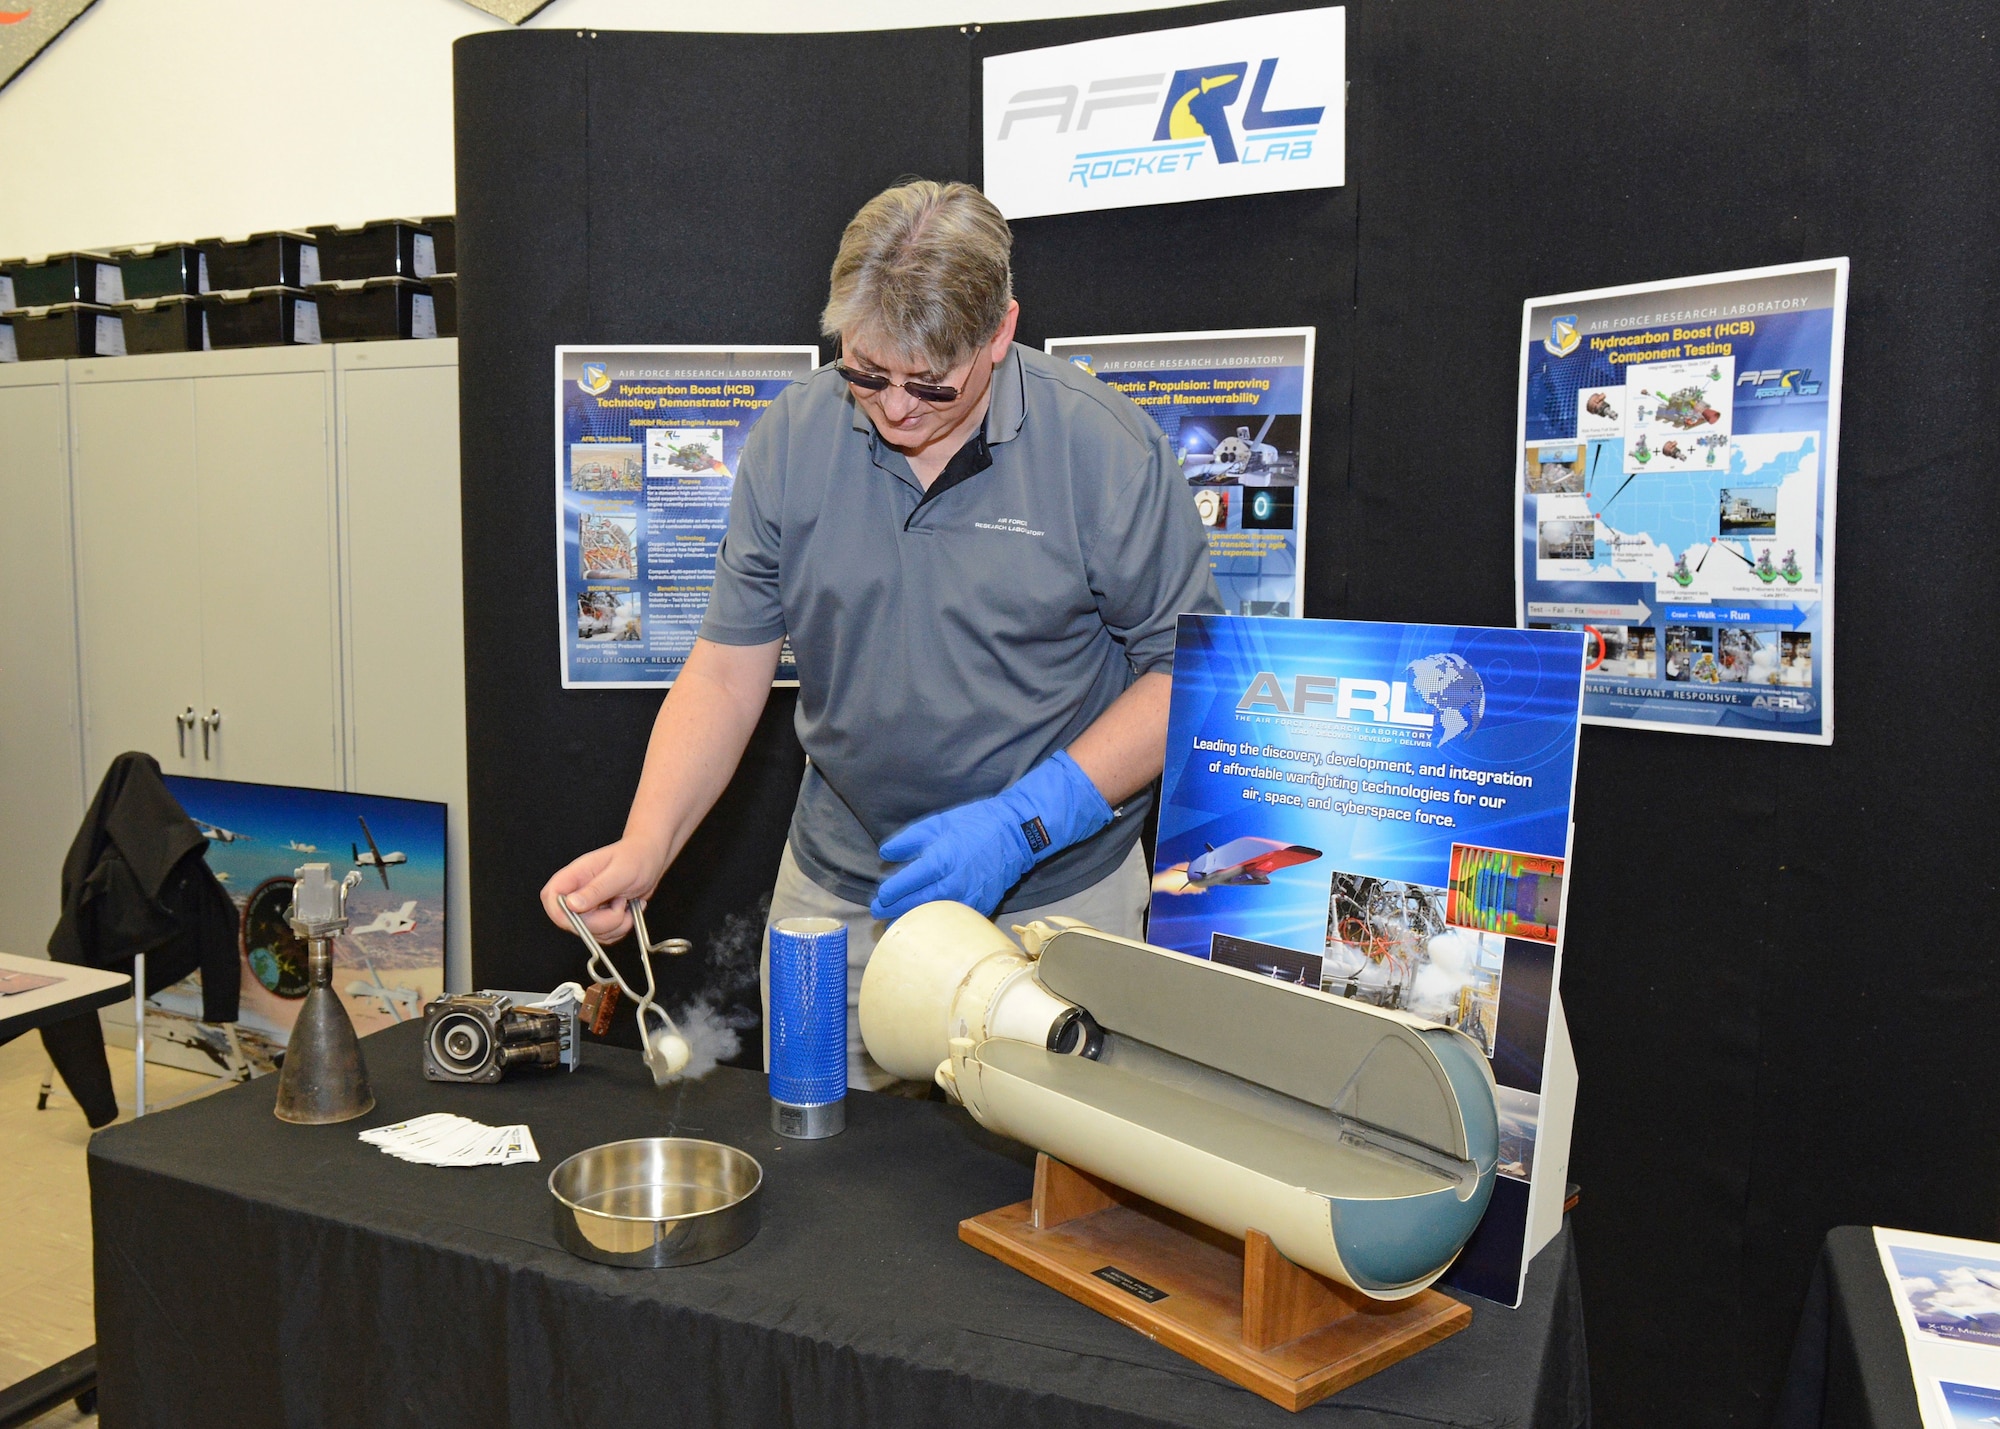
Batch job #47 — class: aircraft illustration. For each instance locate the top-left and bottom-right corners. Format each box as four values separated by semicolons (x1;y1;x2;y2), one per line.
285;840;318;853
345;952;421;1021
1249;961;1310;984
1181;415;1296;486
351;816;407;889
352;900;418;936
1185;836;1324;888
197;822;245;844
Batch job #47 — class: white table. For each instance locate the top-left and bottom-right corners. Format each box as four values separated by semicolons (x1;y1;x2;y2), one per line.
0;949;132;1426
0;950;131;1046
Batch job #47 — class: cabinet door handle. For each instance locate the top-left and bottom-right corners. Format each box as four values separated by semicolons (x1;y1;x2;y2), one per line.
176;707;197;757
201;708;221;759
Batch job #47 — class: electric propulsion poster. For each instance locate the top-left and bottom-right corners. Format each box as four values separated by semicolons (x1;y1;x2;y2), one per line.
1516;259;1848;743
1150;614;1585;1304
1047;328;1312;619
555;345;818;687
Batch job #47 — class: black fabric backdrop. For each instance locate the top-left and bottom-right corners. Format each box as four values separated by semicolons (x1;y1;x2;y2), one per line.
454;6;2000;1423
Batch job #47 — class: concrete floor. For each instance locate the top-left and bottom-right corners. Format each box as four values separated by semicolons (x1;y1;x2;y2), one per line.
0;1032;217;1427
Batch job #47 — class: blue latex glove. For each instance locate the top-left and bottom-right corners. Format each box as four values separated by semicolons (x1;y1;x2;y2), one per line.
870;751;1114;920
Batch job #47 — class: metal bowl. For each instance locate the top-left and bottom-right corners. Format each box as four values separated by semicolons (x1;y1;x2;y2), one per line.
548;1137;762;1267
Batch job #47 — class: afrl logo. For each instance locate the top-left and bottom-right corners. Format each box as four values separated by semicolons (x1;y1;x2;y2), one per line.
982;8;1344;219
1751;692;1814;713
997;58;1323;170
1735;367;1823;398
1237;671;1435;728
998;58;1323;189
1155;59;1325;163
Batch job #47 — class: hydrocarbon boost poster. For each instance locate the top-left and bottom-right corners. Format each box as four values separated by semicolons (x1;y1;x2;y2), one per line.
1516;259;1848;742
1150;614;1585;1304
1047;328;1312;619
556;346;817;687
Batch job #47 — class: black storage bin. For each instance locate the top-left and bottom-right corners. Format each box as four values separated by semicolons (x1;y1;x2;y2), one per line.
117;244;207;301
120;294;211;354
429;273;457;336
9;303;126;361
419;215;455;276
309;220;436;282
200;231;318;292
2;252;123;309
311;277;438;342
206;287;320;348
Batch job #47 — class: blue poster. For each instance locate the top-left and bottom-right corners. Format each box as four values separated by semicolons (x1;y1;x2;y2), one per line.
1937;1381;2000;1429
1516;260;1848;743
556;345;818;687
1150;614;1584;1303
151;777;448;1073
1047;328;1313;618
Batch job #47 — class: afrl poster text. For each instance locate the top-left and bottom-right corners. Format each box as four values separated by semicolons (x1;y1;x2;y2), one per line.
1516;260;1847;742
555;346;816;687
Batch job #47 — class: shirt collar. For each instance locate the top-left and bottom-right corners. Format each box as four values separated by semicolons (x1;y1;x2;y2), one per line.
986;343;1026;444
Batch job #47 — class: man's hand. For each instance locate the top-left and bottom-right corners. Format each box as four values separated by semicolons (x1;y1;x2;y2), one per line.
871;750;1112;920
540;837;668;941
539;636;781;942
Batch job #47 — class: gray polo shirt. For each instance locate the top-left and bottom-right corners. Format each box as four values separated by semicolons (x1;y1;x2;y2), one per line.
700;343;1223;912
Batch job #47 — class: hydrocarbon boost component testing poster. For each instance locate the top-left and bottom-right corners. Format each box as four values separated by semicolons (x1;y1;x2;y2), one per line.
1048;329;1313;619
1516;259;1848;742
556;345;817;687
1150;614;1585;1304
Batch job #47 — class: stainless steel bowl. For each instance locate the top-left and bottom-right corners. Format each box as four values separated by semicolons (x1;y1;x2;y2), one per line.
548;1137;762;1267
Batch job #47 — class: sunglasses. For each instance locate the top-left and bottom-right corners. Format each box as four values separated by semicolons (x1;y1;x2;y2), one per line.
836;364;964;404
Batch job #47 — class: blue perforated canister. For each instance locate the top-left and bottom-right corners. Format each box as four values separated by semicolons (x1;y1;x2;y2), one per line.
768;916;847;1138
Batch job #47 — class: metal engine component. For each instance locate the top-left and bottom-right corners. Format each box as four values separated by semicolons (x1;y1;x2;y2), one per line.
422;990;581;1083
858;906;1500;1301
273;863;375;1125
858;903;1102;1080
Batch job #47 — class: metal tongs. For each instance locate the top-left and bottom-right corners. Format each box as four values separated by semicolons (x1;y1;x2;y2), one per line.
557;894;694;1085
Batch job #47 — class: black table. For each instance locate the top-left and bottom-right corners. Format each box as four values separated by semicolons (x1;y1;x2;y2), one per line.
91;1020;1588;1429
1774;1227;1925;1429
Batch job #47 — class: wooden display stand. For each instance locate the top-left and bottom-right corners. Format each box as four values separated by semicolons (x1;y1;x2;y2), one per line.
960;1155;1471;1411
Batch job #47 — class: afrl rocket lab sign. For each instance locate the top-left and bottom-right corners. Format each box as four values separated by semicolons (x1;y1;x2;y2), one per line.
982;8;1346;220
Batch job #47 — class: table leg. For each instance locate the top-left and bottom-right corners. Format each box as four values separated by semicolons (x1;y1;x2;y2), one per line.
0;1344;96;1429
133;951;146;1118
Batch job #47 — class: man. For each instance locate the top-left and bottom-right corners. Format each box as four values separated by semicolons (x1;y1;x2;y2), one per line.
542;180;1222;1087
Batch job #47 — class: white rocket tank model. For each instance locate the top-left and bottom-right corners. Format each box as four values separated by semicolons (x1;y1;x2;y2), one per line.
858;903;1499;1299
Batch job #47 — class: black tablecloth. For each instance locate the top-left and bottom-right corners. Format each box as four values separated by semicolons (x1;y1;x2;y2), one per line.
1774;1227;1924;1429
91;1020;1588;1429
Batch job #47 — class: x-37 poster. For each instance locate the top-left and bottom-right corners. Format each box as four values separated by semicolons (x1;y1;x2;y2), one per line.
555;345;817;687
1515;259;1848;742
1149;614;1585;1304
1047;328;1313;620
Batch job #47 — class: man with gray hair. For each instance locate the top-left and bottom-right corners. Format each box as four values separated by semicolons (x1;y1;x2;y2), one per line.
543;180;1221;1087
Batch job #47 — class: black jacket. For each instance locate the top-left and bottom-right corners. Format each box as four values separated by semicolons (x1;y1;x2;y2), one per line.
41;752;241;1127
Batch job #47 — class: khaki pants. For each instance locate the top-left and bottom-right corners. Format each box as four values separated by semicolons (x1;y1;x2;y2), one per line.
761;840;1151;1091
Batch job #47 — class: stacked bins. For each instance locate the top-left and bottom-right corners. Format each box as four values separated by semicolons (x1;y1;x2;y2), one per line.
309;219;446;341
